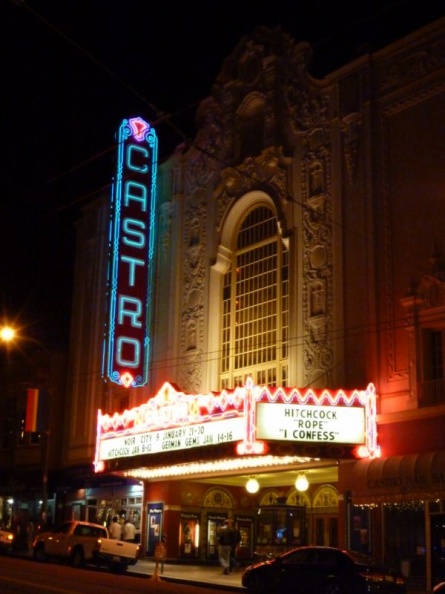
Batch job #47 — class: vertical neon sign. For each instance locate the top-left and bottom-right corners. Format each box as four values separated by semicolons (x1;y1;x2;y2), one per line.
103;117;158;388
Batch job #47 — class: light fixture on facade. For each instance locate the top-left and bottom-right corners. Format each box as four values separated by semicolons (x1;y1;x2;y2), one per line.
246;477;260;493
295;473;309;492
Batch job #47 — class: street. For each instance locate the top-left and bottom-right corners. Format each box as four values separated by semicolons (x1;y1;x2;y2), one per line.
0;555;243;594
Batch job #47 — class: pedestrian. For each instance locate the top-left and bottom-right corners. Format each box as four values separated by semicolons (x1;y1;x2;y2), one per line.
229;521;241;571
218;519;233;574
123;518;136;543
160;534;167;574
109;516;122;540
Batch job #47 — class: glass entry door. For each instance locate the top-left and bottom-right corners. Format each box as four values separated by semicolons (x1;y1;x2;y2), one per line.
313;514;338;547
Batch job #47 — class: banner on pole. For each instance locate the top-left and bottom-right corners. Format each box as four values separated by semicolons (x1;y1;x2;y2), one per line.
25;388;48;433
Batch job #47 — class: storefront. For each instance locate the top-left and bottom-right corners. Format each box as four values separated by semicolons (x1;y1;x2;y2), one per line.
339;451;445;592
55;466;143;540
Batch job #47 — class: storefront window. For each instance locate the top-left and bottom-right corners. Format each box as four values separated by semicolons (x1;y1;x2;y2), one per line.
349;506;371;554
87;495;142;539
384;502;425;576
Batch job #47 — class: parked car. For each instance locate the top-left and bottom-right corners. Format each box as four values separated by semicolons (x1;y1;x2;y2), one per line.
32;520;140;572
0;527;15;553
433;584;445;593
241;545;407;594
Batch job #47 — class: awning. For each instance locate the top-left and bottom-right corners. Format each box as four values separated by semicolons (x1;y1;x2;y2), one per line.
340;450;445;504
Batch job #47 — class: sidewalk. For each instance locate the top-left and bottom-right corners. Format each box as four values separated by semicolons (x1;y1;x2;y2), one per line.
128;558;245;591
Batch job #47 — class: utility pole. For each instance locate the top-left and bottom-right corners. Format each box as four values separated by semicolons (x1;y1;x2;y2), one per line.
41;426;51;527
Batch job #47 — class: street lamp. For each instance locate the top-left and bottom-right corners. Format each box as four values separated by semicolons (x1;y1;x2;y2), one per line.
0;326;16;343
0;323;52;528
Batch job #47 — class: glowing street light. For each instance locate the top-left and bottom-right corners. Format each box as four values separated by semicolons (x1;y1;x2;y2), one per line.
0;326;16;343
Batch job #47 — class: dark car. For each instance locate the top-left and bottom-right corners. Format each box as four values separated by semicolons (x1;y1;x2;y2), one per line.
241;546;406;594
433;584;445;593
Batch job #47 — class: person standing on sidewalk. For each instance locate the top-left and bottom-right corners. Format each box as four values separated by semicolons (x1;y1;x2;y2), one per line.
218;519;234;574
123;518;136;543
109;516;122;540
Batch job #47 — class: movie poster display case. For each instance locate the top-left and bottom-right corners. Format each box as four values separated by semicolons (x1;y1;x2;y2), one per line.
256;505;306;555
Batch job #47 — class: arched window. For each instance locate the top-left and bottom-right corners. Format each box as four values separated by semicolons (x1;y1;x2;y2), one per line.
220;206;288;389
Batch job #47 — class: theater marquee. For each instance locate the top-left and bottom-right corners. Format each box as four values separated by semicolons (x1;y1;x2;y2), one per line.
94;378;380;471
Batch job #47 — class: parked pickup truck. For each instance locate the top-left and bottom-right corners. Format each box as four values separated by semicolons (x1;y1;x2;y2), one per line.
32;520;140;572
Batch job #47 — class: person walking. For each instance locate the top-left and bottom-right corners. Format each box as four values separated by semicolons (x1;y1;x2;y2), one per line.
122;518;136;543
218;519;233;574
109;516;122;540
229;521;241;572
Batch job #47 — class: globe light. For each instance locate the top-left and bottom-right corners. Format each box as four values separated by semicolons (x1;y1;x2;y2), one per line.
246;478;260;493
295;474;309;492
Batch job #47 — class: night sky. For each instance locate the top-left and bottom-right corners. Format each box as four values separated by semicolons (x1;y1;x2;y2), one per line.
1;0;443;350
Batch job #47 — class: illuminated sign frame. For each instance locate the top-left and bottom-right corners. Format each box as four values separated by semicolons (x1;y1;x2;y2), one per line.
94;378;380;470
103;117;158;388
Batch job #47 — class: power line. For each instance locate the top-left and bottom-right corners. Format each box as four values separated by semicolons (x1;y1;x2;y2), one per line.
11;0;186;141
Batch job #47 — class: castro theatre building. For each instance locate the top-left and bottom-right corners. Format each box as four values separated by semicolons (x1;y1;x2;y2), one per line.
62;22;445;592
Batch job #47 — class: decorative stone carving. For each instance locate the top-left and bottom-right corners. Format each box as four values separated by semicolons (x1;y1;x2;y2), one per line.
341;112;362;186
378;36;445;92
415;251;445;308
187;98;224;187
186;319;197;351
309;280;326;317
308;161;324;196
180;350;203;394
286;490;311;508
203;488;233;508
308;316;327;343
302;147;333;385
178;188;207;391
312;485;338;508
220;147;290;198
259;490;281;506
400;250;445;401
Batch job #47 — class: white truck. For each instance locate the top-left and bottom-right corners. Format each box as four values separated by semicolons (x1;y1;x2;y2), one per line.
32;520;140;572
